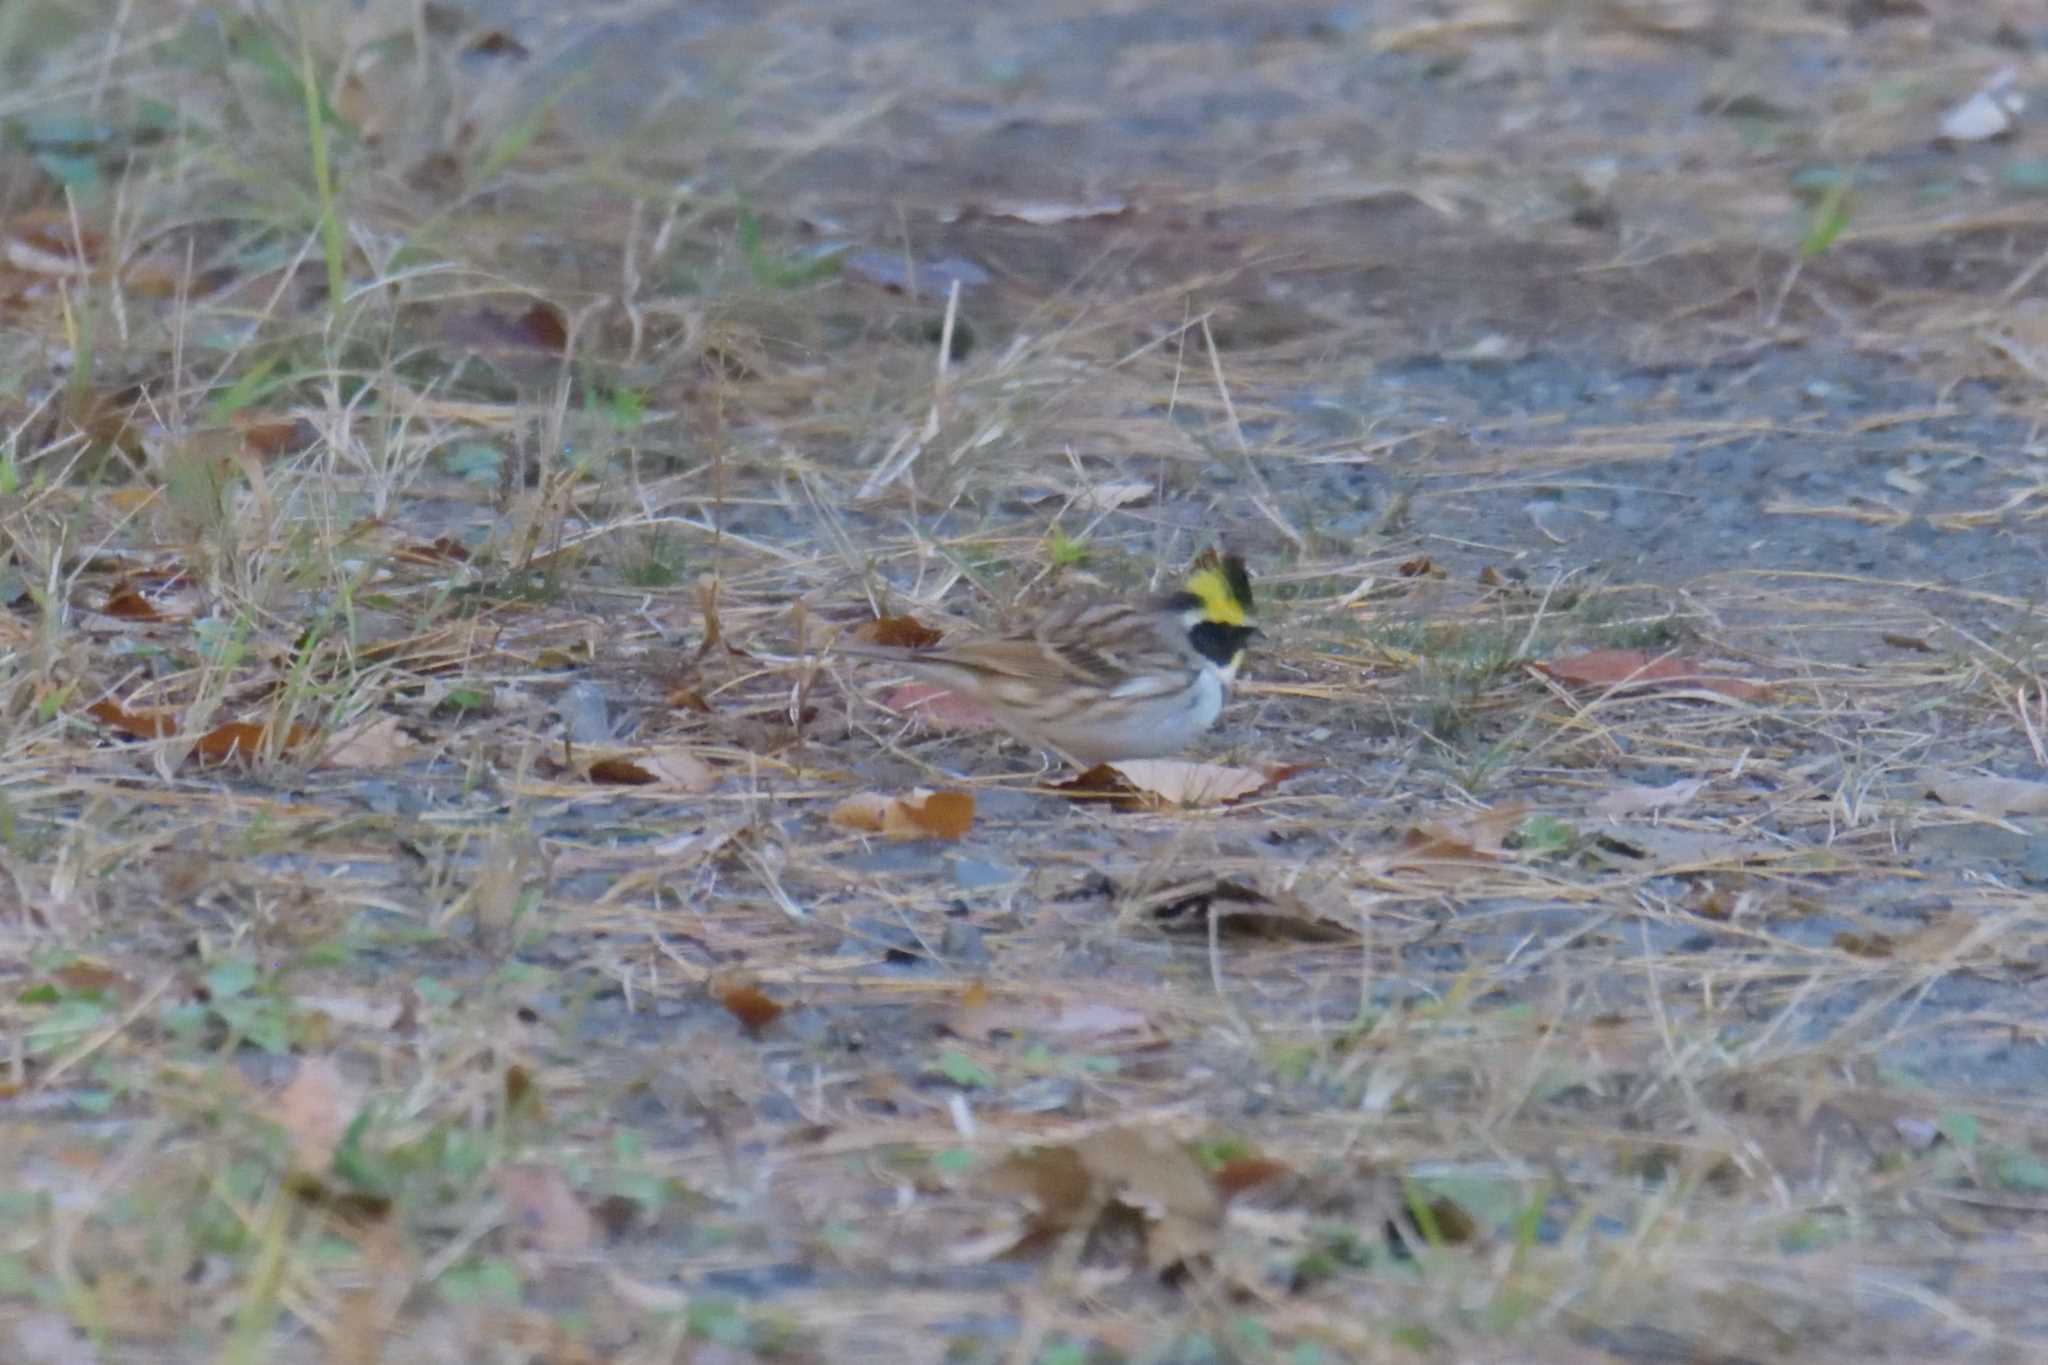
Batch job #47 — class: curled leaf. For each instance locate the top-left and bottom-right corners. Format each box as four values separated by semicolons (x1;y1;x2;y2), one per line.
190;721;314;766
714;976;785;1036
853;615;944;649
830;788;975;840
86;699;177;740
1056;759;1283;809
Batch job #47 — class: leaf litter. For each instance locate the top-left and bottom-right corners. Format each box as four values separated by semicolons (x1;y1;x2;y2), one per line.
7;3;2048;1362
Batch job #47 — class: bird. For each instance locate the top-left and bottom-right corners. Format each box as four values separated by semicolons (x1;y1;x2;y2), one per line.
836;551;1258;766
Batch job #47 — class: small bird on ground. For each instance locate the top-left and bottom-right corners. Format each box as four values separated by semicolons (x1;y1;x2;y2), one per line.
836;551;1258;766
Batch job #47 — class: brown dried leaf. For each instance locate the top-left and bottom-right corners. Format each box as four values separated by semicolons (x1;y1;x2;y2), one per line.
1150;878;1357;941
494;1163;597;1254
50;960;132;998
986;1146;1094;1252
949;986;1157;1047
442;300;569;353
1212;1155;1295;1201
391;536;472;565
230;411;311;458
901;789;974;838
714;977;785;1036
1925;772;2048;817
321;714;417;769
86;699;178;740
190;721;315;766
96;569;200;624
641;749;718;791
948;980;996;1041
1057;758;1282;809
273;1056;359;1173
829;788;975;840
1394;804;1525;865
99;583;169;622
1592;776;1706;818
3;213;100;275
854;615;944;649
666;686;713;713
828;792;895;833
1073;1128;1223;1271
1534;649;1772;701
584;748;716;792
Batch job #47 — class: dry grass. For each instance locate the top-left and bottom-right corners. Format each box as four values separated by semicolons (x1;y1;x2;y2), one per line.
3;1;2048;1361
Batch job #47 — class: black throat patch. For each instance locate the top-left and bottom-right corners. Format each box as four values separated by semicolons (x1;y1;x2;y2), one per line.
1189;621;1258;667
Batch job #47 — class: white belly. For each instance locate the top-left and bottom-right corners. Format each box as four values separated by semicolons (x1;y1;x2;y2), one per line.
1041;665;1228;762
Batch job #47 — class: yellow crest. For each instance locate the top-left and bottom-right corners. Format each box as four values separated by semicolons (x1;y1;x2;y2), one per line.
1183;550;1253;626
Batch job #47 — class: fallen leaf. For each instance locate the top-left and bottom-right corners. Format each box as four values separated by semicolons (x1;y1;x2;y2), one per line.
442;300;568;353
1393;804;1525;865
49;960;132;998
949;985;1159;1046
1925;772;2048;817
95;573;199;624
320;714;416;769
986;1125;1221;1272
985;1146;1094;1253
190;721;314;766
99;584;167;621
853;615;944;649
3;213;100;275
391;536;471;565
86;699;177;740
273;1056;359;1173
1534;649;1772;701
829;788;975;840
230;411;311;458
494;1164;597;1254
1056;759;1280;809
666;687;713;713
948;980;996;1041
714;976;784;1036
1148;878;1356;941
1582;822;1784;873
1073;1127;1223;1271
1592;776;1706;818
1034;479;1153;513
583;748;716;792
1212;1155;1295;1200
